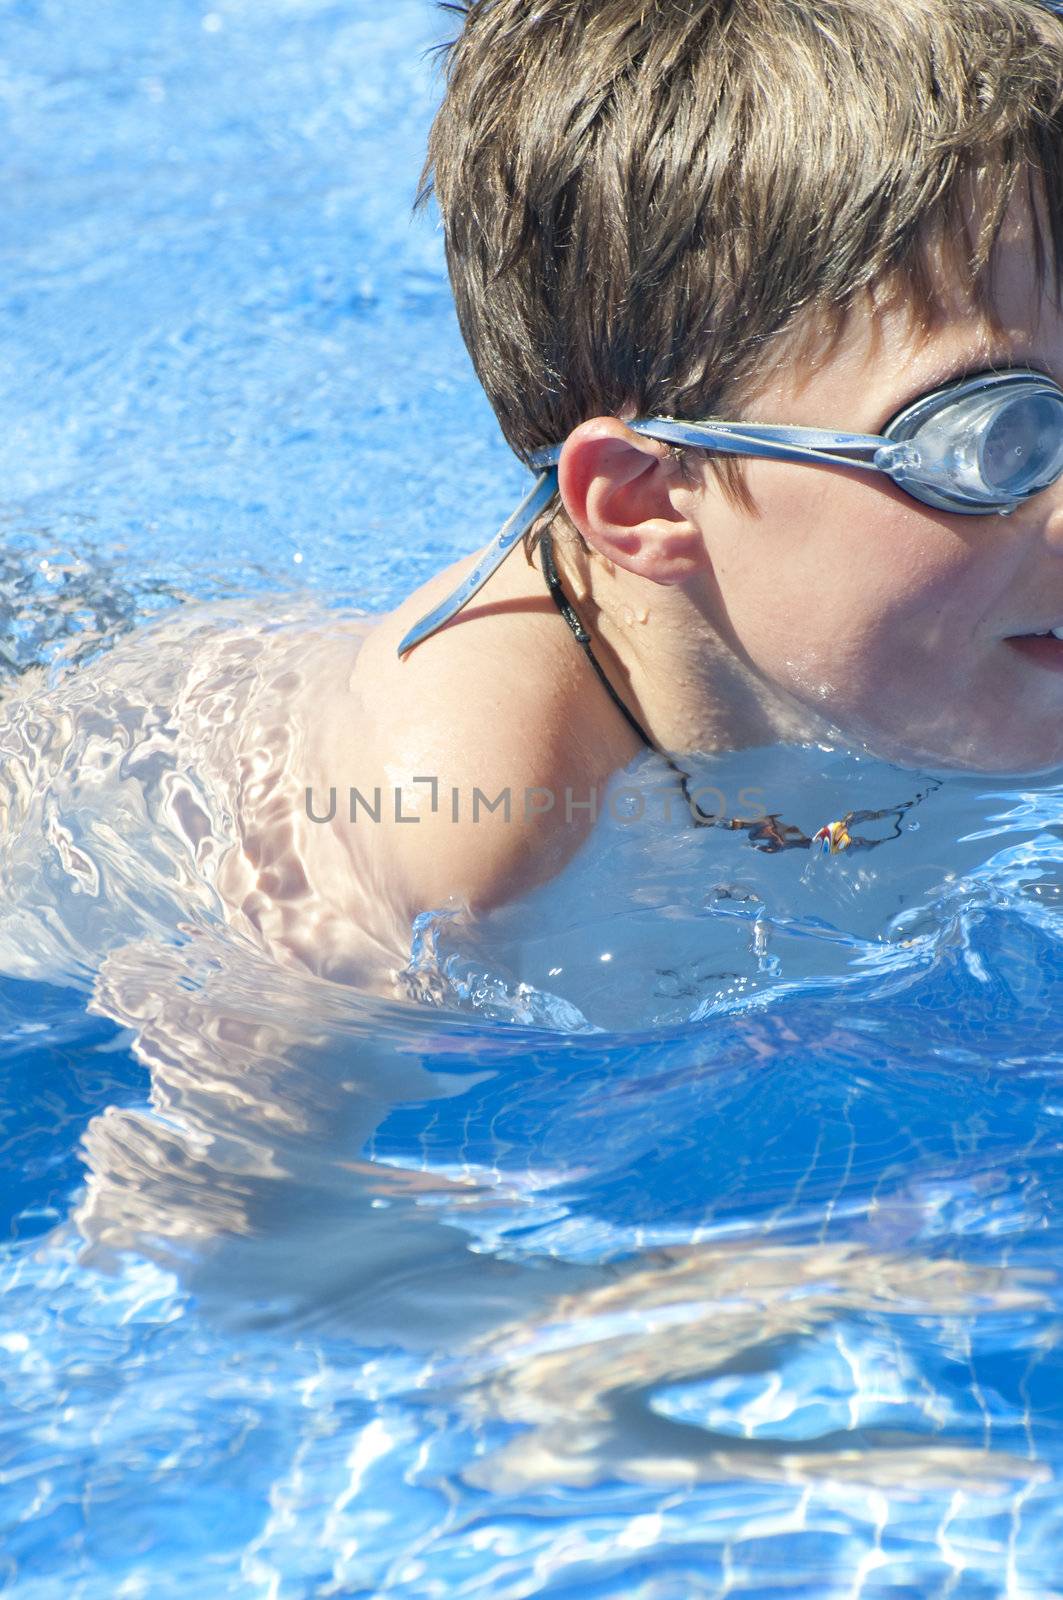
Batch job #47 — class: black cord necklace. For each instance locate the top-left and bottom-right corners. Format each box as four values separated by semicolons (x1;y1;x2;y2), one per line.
538;527;940;854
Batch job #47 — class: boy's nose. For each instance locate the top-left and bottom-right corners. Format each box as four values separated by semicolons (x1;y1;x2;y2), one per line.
1042;494;1063;554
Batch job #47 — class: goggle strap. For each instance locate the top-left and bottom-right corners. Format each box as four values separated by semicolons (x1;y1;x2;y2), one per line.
401;375;1063;656
397;469;559;656
529;420;893;474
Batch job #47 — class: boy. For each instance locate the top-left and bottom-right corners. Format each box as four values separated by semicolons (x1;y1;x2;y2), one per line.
339;0;1063;973
6;0;1063;997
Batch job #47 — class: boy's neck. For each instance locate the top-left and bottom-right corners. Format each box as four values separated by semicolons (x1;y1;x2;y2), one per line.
550;534;839;757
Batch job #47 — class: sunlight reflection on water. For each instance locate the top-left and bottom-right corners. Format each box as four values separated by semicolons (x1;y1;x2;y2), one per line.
4;0;1063;1595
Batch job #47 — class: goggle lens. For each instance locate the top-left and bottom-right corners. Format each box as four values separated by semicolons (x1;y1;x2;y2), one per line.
979;389;1063;497
885;375;1063;511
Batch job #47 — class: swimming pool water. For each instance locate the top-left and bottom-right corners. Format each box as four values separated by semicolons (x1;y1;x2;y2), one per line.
4;2;1063;1596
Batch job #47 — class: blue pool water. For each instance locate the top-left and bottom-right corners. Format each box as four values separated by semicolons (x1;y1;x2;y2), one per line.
4;2;1063;1595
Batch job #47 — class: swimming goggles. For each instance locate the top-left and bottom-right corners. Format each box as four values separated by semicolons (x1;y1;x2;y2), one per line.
398;367;1063;656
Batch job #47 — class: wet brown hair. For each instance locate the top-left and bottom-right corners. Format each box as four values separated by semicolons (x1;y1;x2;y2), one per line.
422;0;1063;514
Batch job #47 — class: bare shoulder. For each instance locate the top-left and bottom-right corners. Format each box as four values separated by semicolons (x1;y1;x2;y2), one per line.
333;546;641;920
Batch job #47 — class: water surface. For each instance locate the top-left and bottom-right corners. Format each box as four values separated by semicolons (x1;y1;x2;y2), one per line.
3;3;1063;1596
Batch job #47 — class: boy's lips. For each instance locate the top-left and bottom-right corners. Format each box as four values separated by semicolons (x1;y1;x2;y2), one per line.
1005;629;1063;671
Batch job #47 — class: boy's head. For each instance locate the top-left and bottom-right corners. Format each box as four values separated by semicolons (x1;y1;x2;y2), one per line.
426;0;1063;475
421;1;1063;774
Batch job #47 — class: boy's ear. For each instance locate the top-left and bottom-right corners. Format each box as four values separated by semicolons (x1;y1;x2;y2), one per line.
557;417;708;583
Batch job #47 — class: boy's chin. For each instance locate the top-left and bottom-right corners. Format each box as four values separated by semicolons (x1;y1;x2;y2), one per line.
888;736;1063;782
833;713;1063;781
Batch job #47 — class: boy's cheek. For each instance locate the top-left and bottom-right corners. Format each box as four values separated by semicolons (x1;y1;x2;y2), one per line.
708;468;1020;718
735;550;988;720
